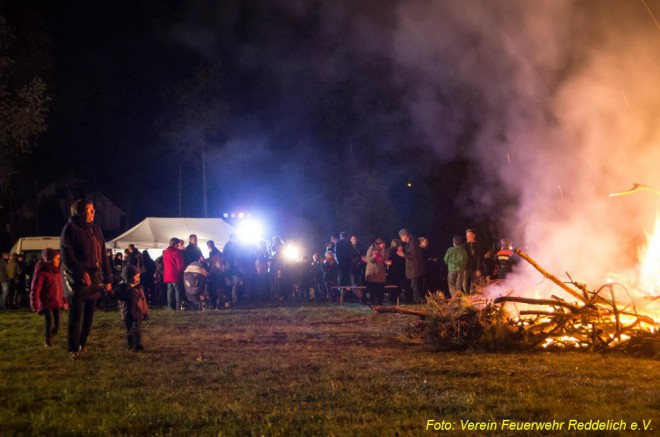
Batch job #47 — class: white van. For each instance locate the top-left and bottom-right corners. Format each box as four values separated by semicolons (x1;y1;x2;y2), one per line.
10;236;60;259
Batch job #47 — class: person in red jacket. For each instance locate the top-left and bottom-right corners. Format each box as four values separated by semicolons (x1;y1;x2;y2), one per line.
30;248;64;347
163;237;185;310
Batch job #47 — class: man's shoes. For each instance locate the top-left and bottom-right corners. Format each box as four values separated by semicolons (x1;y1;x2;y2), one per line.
79;345;89;353
68;351;80;360
44;340;52;348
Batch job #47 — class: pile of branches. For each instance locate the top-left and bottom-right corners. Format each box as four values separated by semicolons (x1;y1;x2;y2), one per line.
373;249;659;356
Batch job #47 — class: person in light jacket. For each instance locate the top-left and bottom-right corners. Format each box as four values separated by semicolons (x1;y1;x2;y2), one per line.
364;238;390;306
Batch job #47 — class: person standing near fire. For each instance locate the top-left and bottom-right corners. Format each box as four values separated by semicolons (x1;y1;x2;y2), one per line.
60;199;113;360
364;238;390;306
399;228;426;304
495;238;516;279
444;235;467;296
463;229;485;294
334;231;354;287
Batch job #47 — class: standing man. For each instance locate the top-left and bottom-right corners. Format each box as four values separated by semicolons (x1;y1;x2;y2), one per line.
326;235;338;254
334;231;353;287
222;234;237;270
398;228;426;304
463;229;484;294
349;235;364;286
60;199;113;360
183;234;204;268
444;235;467;297
6;253;21;309
163;237;185;310
126;244;144;272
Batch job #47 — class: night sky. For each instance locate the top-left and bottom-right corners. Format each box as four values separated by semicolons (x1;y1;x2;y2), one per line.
2;1;659;266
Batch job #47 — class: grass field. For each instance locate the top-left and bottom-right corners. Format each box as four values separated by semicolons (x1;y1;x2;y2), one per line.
0;303;658;436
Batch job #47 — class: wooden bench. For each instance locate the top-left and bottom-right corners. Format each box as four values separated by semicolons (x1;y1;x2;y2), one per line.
333;285;402;305
332;286;367;305
385;285;401;306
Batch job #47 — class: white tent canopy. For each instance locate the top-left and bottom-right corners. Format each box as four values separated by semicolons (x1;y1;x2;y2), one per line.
11;236;60;255
107;217;236;252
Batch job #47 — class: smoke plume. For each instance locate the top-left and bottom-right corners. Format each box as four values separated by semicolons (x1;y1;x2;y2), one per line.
389;0;660;296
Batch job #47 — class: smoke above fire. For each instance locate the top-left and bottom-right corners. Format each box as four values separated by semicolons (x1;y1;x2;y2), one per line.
172;0;659;296
390;0;660;294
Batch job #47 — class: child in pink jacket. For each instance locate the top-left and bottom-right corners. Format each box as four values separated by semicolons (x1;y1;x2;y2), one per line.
30;249;64;347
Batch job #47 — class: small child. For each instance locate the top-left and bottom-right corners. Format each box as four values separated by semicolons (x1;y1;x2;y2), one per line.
30;248;64;347
115;265;149;352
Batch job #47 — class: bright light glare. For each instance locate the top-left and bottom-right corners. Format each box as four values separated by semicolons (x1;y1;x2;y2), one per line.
236;219;264;244
283;244;300;261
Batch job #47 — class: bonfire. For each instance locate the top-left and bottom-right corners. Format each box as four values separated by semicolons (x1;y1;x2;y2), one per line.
374;184;660;356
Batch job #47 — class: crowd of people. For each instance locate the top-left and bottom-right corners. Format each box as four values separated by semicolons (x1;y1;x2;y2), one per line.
7;199;518;358
101;228;517;312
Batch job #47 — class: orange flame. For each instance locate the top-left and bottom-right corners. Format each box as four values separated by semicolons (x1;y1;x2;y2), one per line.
639;215;660;297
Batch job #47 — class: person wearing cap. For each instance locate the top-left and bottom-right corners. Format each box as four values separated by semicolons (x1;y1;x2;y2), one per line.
29;248;64;347
60;199;113;360
463;229;485;293
398;228;426;304
364;238;390;306
115;265;149;352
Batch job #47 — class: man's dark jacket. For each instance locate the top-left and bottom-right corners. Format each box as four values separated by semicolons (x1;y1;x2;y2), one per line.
334;239;354;268
60;216;112;296
404;236;426;279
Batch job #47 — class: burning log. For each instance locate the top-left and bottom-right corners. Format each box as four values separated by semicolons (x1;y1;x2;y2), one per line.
513;249;588;303
493;296;580;312
609;183;660;197
518;311;582;318
371;305;431;319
